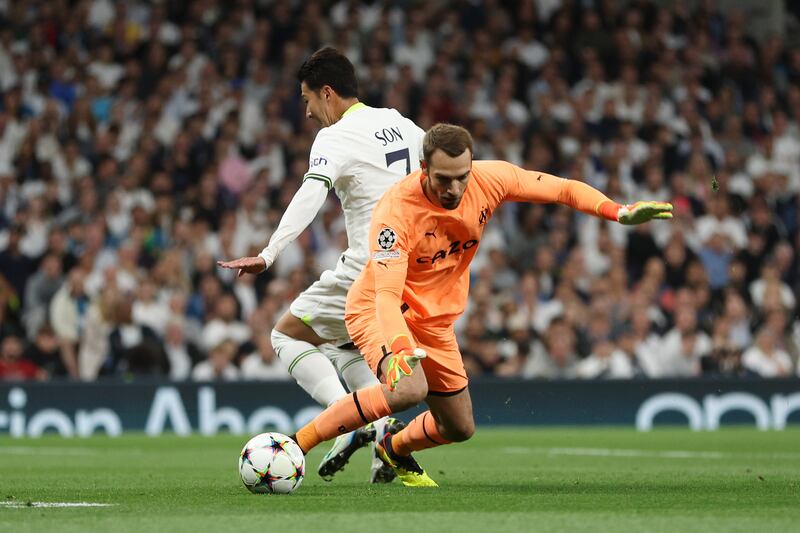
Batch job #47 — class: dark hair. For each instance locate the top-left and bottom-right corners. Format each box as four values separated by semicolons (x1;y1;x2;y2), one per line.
297;47;358;98
423;123;474;164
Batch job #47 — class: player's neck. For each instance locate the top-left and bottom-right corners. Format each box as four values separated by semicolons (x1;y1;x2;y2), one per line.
332;98;361;124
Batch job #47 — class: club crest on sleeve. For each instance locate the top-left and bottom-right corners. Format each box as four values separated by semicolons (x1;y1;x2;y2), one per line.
377;227;397;250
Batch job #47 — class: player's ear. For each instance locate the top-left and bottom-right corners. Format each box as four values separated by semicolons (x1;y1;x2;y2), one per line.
420;160;427;172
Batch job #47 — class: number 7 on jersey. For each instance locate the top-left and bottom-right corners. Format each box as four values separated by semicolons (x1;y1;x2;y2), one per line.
385;148;411;175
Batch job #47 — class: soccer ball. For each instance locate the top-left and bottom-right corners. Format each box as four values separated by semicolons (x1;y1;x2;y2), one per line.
238;432;305;494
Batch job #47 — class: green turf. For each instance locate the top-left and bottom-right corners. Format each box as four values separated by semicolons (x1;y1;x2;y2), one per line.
1;428;799;532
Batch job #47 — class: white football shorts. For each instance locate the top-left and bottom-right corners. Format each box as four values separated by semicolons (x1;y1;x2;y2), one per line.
289;267;355;347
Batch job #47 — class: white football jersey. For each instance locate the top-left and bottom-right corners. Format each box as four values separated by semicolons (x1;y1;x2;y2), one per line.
304;103;425;279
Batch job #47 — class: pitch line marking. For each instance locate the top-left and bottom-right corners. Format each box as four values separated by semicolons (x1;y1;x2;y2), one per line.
0;501;116;508
0;447;96;456
547;447;725;459
0;447;145;456
501;447;726;459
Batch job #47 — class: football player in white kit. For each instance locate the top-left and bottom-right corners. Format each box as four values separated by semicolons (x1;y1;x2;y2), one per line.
218;48;425;483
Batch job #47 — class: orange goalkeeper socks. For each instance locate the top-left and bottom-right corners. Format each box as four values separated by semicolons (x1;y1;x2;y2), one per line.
391;411;451;456
294;384;391;453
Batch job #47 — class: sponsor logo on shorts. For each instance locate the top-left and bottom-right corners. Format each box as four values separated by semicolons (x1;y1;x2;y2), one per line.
377;227;397;250
372;250;401;260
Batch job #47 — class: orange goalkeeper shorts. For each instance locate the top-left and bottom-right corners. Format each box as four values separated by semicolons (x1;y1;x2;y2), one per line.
346;312;468;395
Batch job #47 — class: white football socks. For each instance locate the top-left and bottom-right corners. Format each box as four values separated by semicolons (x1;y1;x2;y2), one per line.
329;346;381;392
271;329;347;407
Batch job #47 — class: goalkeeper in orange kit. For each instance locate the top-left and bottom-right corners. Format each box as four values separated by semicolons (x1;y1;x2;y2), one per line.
289;123;672;486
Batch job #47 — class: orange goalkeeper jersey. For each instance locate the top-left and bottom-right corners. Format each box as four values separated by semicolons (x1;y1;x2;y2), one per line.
344;160;620;354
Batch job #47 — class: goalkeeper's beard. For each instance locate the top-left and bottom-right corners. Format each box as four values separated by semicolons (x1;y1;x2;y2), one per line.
440;195;461;209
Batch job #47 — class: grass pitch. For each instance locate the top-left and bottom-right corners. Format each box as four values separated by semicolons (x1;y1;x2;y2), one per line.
1;428;799;532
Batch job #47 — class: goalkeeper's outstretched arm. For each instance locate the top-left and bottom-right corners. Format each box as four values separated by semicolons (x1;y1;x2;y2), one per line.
503;163;672;224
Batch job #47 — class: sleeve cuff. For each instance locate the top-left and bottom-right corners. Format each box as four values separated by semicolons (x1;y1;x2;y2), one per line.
389;334;413;355
258;248;274;268
594;200;621;221
303;173;333;190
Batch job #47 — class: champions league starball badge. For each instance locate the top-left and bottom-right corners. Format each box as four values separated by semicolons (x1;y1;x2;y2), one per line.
377;228;397;250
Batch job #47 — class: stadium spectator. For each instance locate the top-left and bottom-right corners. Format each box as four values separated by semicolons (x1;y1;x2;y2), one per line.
750;263;796;312
522;319;578;379
492;313;536;377
575;339;635;379
201;292;250;352
655;307;712;377
240;333;290;381
762;308;799;365
614;327;648;377
0;225;35;305
721;290;753;351
0;0;797;382
0;335;44;381
24;325;65;377
49;267;89;378
131;278;170;336
742;327;793;377
162;318;202;381
78;284;118;380
104;295;168;377
21;253;63;338
0;276;24;340
695;195;747;250
701;341;750;378
192;339;240;381
698;230;734;291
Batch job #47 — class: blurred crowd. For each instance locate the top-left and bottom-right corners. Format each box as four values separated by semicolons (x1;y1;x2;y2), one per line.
1;0;799;383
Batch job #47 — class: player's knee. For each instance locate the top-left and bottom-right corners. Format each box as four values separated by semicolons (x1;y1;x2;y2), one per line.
388;381;428;411
443;418;475;442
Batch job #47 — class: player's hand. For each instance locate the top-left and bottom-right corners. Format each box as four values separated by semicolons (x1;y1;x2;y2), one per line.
386;348;427;392
216;256;268;278
617;201;673;225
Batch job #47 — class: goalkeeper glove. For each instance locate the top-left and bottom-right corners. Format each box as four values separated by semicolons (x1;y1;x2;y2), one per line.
385;348;427;391
617;201;673;225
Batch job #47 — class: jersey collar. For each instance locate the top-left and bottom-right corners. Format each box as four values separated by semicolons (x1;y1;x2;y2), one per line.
341;101;367;118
